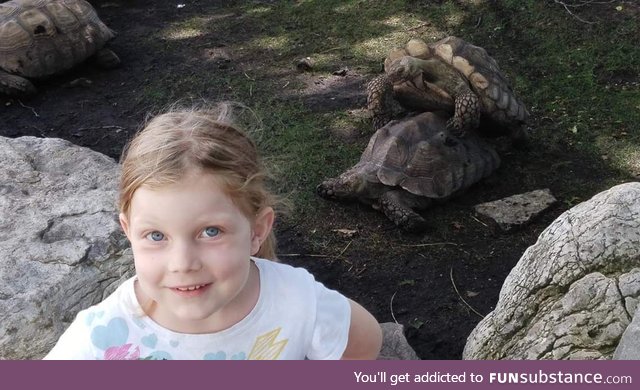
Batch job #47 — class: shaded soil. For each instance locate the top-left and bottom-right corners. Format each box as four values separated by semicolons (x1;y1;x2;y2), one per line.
1;0;634;359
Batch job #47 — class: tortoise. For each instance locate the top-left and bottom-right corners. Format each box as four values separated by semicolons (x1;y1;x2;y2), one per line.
367;36;528;141
0;0;120;96
316;112;500;232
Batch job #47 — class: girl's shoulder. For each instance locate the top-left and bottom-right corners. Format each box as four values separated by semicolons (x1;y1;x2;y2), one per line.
75;277;141;332
253;258;316;286
89;276;141;316
44;277;141;359
253;257;347;305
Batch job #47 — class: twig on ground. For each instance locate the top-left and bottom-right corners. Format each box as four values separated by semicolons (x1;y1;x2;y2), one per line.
450;268;485;319
276;241;355;265
552;0;615;24
355;264;367;276
278;253;335;258
390;291;399;324
319;45;348;54
18;100;39;117
471;215;489;227
338;240;352;257
474;16;482;28
74;125;125;132
401;242;457;247
278;252;353;266
88;133;110;146
29;125;46;137
405;22;430;31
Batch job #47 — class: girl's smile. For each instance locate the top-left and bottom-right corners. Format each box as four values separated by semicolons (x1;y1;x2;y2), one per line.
171;283;212;296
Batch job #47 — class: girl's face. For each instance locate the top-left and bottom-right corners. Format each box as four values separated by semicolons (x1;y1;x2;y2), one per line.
119;170;274;334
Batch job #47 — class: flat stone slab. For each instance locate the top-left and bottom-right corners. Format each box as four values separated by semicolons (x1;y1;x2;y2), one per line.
474;188;557;231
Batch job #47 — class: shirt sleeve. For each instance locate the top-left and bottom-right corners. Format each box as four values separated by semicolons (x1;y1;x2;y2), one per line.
43;310;95;360
306;280;351;360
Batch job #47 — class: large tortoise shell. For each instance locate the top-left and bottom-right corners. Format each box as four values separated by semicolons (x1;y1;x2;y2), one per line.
385;36;529;127
357;112;500;198
0;0;114;78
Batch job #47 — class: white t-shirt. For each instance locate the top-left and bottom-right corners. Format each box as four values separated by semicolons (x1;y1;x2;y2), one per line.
44;258;351;360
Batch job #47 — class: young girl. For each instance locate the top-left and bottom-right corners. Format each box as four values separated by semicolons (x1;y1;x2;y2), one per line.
44;102;382;360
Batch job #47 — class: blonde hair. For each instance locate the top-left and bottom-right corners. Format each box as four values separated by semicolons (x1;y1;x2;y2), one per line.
119;102;278;260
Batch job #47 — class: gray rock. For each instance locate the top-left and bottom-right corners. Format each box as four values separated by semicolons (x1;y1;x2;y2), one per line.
464;182;640;360
614;306;640;360
0;136;134;360
474;188;557;231
378;322;419;360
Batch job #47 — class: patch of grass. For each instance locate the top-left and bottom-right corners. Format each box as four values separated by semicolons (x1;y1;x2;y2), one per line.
253;101;364;211
143;0;639;220
457;1;640;166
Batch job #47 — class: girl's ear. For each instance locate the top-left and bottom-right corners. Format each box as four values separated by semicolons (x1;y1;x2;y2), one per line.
251;207;275;255
119;213;131;238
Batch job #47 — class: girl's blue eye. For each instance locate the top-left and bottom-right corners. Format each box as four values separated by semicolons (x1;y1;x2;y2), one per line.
203;227;220;238
146;231;164;241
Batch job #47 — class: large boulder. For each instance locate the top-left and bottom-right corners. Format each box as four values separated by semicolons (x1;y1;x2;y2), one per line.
0;136;134;359
464;182;640;360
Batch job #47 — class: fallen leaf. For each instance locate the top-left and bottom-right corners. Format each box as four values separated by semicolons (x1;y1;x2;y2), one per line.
333;228;358;238
409;318;424;329
466;291;479;297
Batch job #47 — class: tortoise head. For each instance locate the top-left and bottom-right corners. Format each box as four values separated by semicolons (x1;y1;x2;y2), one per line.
386;56;412;83
383;47;409;72
385;56;423;83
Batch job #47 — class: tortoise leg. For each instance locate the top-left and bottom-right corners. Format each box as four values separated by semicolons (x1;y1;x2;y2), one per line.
379;190;430;233
366;73;393;130
316;178;340;200
447;91;480;137
0;70;37;97
91;48;121;69
316;177;356;201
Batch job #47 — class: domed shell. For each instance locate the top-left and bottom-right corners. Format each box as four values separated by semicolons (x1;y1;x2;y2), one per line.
0;0;115;78
419;36;528;125
357;112;500;199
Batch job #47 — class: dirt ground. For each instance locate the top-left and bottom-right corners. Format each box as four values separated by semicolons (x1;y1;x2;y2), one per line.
1;0;635;359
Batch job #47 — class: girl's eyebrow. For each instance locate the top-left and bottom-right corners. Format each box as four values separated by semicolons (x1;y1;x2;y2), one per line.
130;216;158;226
129;217;164;231
132;213;235;228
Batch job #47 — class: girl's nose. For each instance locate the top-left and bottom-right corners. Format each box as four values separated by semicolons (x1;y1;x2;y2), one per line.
167;241;202;272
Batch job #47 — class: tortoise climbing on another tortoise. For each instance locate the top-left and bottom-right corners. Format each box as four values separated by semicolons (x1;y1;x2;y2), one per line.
367;36;528;140
0;0;120;96
316;112;500;232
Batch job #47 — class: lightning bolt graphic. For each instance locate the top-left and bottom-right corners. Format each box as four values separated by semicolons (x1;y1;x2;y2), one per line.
248;328;288;360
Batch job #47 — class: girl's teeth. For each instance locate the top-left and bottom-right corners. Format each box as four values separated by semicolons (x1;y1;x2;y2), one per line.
177;285;203;291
